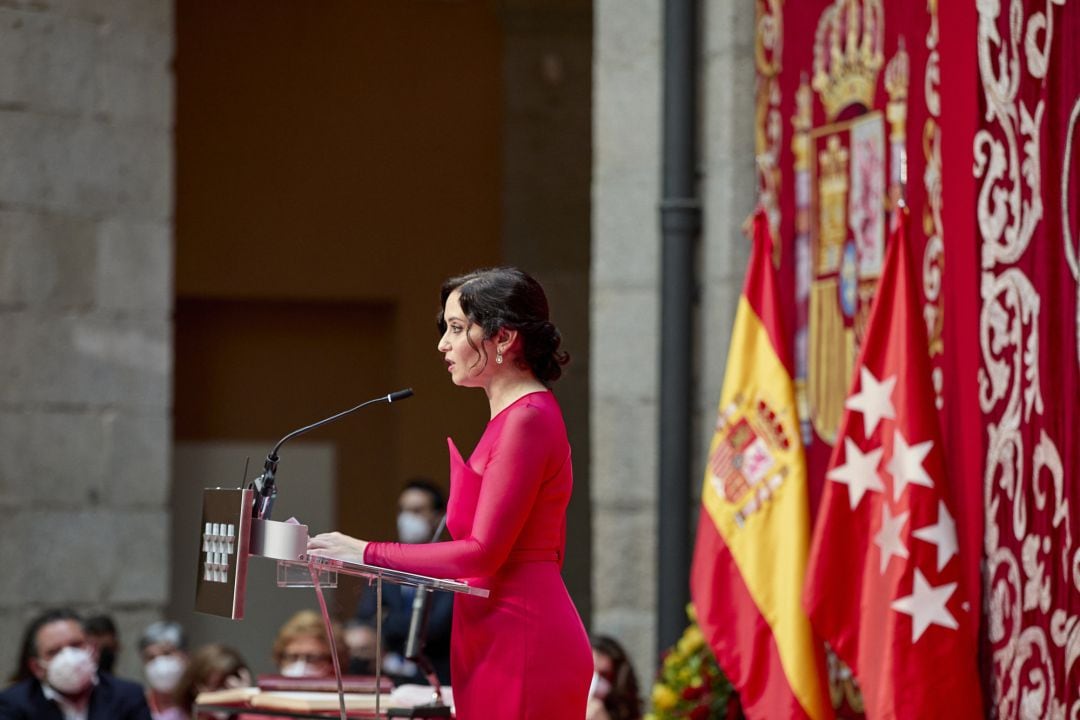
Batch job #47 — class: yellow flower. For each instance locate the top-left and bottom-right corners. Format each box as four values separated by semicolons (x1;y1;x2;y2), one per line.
652;683;679;711
678;625;704;654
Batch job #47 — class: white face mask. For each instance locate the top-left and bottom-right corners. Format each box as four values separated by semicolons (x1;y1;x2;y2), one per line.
397;512;432;544
281;660;322;678
46;647;96;695
145;654;186;693
588;671;612;701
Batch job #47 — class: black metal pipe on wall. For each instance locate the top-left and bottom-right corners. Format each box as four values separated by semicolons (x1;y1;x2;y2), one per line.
657;0;700;656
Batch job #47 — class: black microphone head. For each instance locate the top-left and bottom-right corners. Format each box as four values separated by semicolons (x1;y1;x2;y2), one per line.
388;388;414;403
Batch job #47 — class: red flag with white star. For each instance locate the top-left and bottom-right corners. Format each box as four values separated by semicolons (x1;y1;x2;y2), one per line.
802;208;984;718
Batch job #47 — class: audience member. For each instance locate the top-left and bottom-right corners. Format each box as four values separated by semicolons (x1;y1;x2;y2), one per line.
84;615;120;676
0;608;151;720
173;644;252;720
271;610;346;678
354;479;453;684
343;620;377;675
586;635;642;720
139;621;189;720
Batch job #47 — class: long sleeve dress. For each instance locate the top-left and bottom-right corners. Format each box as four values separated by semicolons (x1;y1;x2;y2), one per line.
363;390;592;719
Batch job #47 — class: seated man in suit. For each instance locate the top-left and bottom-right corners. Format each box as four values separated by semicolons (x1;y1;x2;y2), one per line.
0;608;151;720
354;479;453;685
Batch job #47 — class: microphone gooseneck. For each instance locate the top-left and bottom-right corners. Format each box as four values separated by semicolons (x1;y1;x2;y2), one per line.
250;388;414;520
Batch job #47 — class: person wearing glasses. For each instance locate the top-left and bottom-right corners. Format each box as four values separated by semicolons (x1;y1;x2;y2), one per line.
270;611;346;679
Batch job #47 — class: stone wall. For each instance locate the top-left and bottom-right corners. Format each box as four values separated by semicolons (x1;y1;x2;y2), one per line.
591;0;756;683
0;0;174;681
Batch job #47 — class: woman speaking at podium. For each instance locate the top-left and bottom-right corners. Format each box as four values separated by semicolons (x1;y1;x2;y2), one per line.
308;267;592;719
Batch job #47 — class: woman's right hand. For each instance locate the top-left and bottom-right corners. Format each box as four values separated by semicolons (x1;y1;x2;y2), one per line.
307;532;369;564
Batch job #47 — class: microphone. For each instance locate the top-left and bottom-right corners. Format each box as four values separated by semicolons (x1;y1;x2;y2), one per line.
401;515;450;714
250;388;414;520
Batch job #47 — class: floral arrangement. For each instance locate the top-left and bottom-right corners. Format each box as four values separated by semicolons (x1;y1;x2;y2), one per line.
645;608;742;720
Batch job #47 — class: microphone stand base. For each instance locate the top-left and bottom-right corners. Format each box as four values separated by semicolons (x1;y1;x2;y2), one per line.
387;705;452;718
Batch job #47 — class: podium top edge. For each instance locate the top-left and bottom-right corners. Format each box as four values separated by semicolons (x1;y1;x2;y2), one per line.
280;556;490;598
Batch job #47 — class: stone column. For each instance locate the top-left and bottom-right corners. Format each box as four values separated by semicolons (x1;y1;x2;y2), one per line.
0;0;174;681
591;0;663;681
591;0;756;685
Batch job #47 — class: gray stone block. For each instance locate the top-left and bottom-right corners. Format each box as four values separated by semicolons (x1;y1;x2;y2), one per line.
0;519;31;608
0;113;171;220
0;408;109;508
0;209;98;310
15;509;167;605
0;313;169;408
108;510;168;603
93;59;172;127
95;16;172;67
594;0;661;71
591;505;655;610
592;57;660;184
592;175;661;289
104;409;170;507
0;8;96;115
591;395;657;505
591;286;659;402
52;0;172;35
96;218;172;315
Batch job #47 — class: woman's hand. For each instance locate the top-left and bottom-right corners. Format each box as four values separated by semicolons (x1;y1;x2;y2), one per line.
307;531;369;564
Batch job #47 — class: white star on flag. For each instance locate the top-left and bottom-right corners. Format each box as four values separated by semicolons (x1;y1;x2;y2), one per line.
827;438;884;510
844;367;897;436
887;429;935;500
890;568;959;642
912;500;959;571
873;504;909;574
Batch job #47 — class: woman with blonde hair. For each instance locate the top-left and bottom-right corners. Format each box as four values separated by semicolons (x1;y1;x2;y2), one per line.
271;610;347;678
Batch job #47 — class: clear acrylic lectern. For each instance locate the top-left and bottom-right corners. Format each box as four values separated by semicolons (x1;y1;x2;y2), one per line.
194;488;488;718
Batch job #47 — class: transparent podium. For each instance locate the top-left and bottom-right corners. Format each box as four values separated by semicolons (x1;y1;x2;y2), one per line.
194;488;488;719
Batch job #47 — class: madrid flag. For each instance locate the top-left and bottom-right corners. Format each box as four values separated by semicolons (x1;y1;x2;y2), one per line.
691;209;831;720
803;208;983;718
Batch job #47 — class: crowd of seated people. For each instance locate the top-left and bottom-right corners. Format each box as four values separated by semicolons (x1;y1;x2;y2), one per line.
0;608;644;720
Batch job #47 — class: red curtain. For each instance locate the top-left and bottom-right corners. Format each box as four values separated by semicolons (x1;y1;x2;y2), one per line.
754;0;1080;714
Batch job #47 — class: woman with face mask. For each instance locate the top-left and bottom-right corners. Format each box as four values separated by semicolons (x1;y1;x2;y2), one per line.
271;610;347;679
139;621;190;720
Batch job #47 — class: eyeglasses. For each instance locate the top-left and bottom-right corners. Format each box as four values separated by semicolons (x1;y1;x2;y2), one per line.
282;652;331;665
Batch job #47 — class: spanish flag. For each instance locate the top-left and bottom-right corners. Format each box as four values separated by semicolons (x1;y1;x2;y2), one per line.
690;209;832;720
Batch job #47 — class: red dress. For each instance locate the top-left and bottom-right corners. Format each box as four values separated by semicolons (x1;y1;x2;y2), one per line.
364;391;592;719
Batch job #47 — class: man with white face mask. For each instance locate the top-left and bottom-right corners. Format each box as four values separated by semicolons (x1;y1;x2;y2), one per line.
137;621;188;720
353;479;454;684
0;608;151;720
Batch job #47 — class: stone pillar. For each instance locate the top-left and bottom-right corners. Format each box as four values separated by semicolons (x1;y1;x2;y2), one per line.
592;0;756;684
0;0;174;681
591;0;663;681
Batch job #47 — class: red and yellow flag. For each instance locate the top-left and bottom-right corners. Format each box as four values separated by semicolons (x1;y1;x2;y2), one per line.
690;209;831;720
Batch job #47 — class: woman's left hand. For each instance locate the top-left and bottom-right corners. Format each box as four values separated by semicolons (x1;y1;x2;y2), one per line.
307;532;369;564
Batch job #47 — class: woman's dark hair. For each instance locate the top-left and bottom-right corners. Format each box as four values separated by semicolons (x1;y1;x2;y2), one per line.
10;608;82;683
438;267;569;385
592;634;643;720
403;477;446;513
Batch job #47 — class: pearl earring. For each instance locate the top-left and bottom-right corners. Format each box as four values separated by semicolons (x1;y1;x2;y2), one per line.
496;349;504;365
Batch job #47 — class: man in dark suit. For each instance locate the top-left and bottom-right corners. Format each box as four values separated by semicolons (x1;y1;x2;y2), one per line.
354;479;453;685
0;608;151;720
